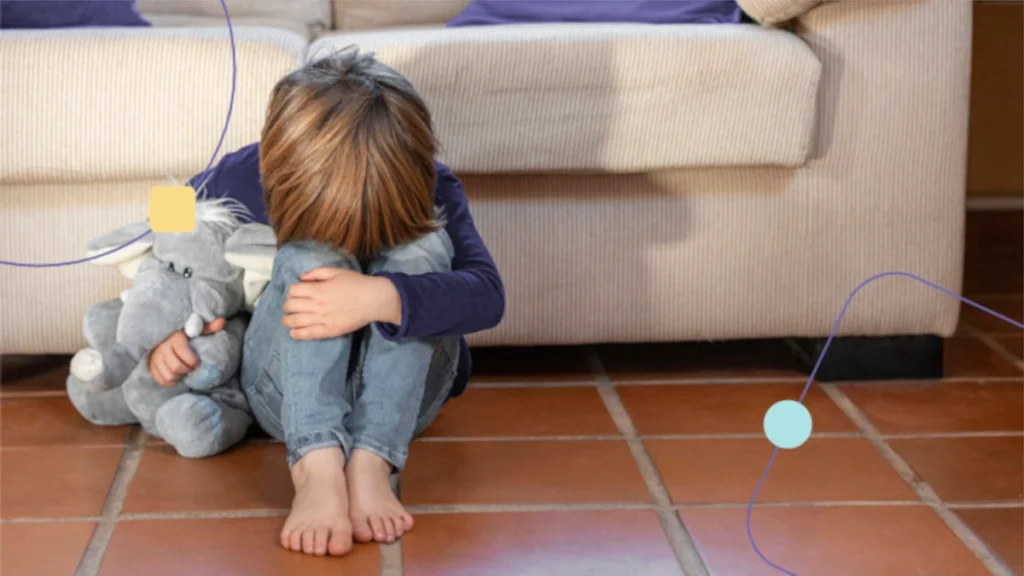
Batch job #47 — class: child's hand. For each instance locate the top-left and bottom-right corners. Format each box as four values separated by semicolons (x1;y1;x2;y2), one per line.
148;318;225;386
283;268;401;340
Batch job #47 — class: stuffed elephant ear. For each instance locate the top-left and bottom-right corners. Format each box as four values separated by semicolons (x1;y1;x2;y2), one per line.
86;221;154;280
224;223;277;312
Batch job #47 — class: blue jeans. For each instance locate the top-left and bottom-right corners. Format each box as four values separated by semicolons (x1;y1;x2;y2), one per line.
240;231;460;470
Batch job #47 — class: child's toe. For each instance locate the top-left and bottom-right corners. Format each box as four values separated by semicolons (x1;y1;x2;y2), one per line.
369;516;386;541
383;517;397;542
327;525;353;556
351;514;374;543
313;527;330;556
302;529;318;555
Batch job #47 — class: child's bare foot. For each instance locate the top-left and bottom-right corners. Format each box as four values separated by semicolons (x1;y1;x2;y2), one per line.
281;447;353;556
347;449;414;543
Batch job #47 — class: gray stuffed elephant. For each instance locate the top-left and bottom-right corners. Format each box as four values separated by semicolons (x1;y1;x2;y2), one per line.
67;198;271;458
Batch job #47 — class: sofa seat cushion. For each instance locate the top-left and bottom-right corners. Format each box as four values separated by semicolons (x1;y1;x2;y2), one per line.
310;23;821;173
0;27;306;184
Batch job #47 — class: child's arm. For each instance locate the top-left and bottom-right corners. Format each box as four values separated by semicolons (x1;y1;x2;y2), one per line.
372;163;506;339
189;146;504;339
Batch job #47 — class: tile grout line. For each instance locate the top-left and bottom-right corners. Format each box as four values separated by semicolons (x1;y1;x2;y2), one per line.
118;509;289;521
2;516;105;524
946;502;1024;510
74;426;147;576
963;324;1024;372
469;380;598;389
463;375;1024;389
4;374;1021;400
468;377;807;388
606;377;808;386
583;347;711;576
407;503;655;514
415;432;862;442
385;473;404;576
10;499;1023;525
676;500;927;509
880;431;1024;439
380;541;403;576
412;431;1022;443
416;434;624;442
2;428;1017;452
820;384;1015;576
1;443;136;452
942;500;1024;508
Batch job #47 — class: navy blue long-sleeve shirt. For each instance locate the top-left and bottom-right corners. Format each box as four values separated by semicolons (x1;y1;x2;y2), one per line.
188;143;505;398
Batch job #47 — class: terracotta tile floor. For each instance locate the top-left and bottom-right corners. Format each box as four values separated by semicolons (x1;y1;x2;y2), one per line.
1;212;1022;575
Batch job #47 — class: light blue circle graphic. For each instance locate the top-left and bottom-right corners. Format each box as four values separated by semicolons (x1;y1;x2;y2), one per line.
763;400;813;449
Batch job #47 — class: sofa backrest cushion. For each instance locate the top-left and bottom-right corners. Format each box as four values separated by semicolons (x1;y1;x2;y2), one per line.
737;0;821;24
331;0;471;30
136;0;332;36
446;0;743;27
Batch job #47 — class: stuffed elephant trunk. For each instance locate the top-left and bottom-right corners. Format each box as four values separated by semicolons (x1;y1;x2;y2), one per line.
116;270;192;360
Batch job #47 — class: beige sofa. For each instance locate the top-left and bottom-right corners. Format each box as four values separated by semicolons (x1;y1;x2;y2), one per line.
0;0;972;354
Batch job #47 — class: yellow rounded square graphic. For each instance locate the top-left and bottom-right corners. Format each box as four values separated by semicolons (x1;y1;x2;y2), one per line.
149;186;196;233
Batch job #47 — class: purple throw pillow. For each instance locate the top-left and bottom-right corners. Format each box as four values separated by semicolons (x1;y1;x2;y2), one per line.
1;0;150;29
447;0;744;27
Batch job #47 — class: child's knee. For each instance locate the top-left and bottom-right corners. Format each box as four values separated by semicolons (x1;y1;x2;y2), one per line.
375;230;453;276
273;242;360;285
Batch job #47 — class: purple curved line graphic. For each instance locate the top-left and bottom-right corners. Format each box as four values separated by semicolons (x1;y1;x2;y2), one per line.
0;229;153;269
0;0;237;268
201;0;237;175
747;271;1024;575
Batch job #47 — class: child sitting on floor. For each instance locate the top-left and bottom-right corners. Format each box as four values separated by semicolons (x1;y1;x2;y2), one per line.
146;47;505;556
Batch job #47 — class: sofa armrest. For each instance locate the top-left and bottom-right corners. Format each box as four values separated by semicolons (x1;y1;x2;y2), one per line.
738;0;823;25
793;0;971;175
783;0;972;335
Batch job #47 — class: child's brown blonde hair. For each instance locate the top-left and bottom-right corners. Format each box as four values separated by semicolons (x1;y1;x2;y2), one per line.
259;47;438;259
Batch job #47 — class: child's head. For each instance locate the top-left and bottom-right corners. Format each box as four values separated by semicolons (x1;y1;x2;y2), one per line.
260;46;438;258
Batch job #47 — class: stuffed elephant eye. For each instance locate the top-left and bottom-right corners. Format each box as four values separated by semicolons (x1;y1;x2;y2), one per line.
167;262;175;273
183;267;193;279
